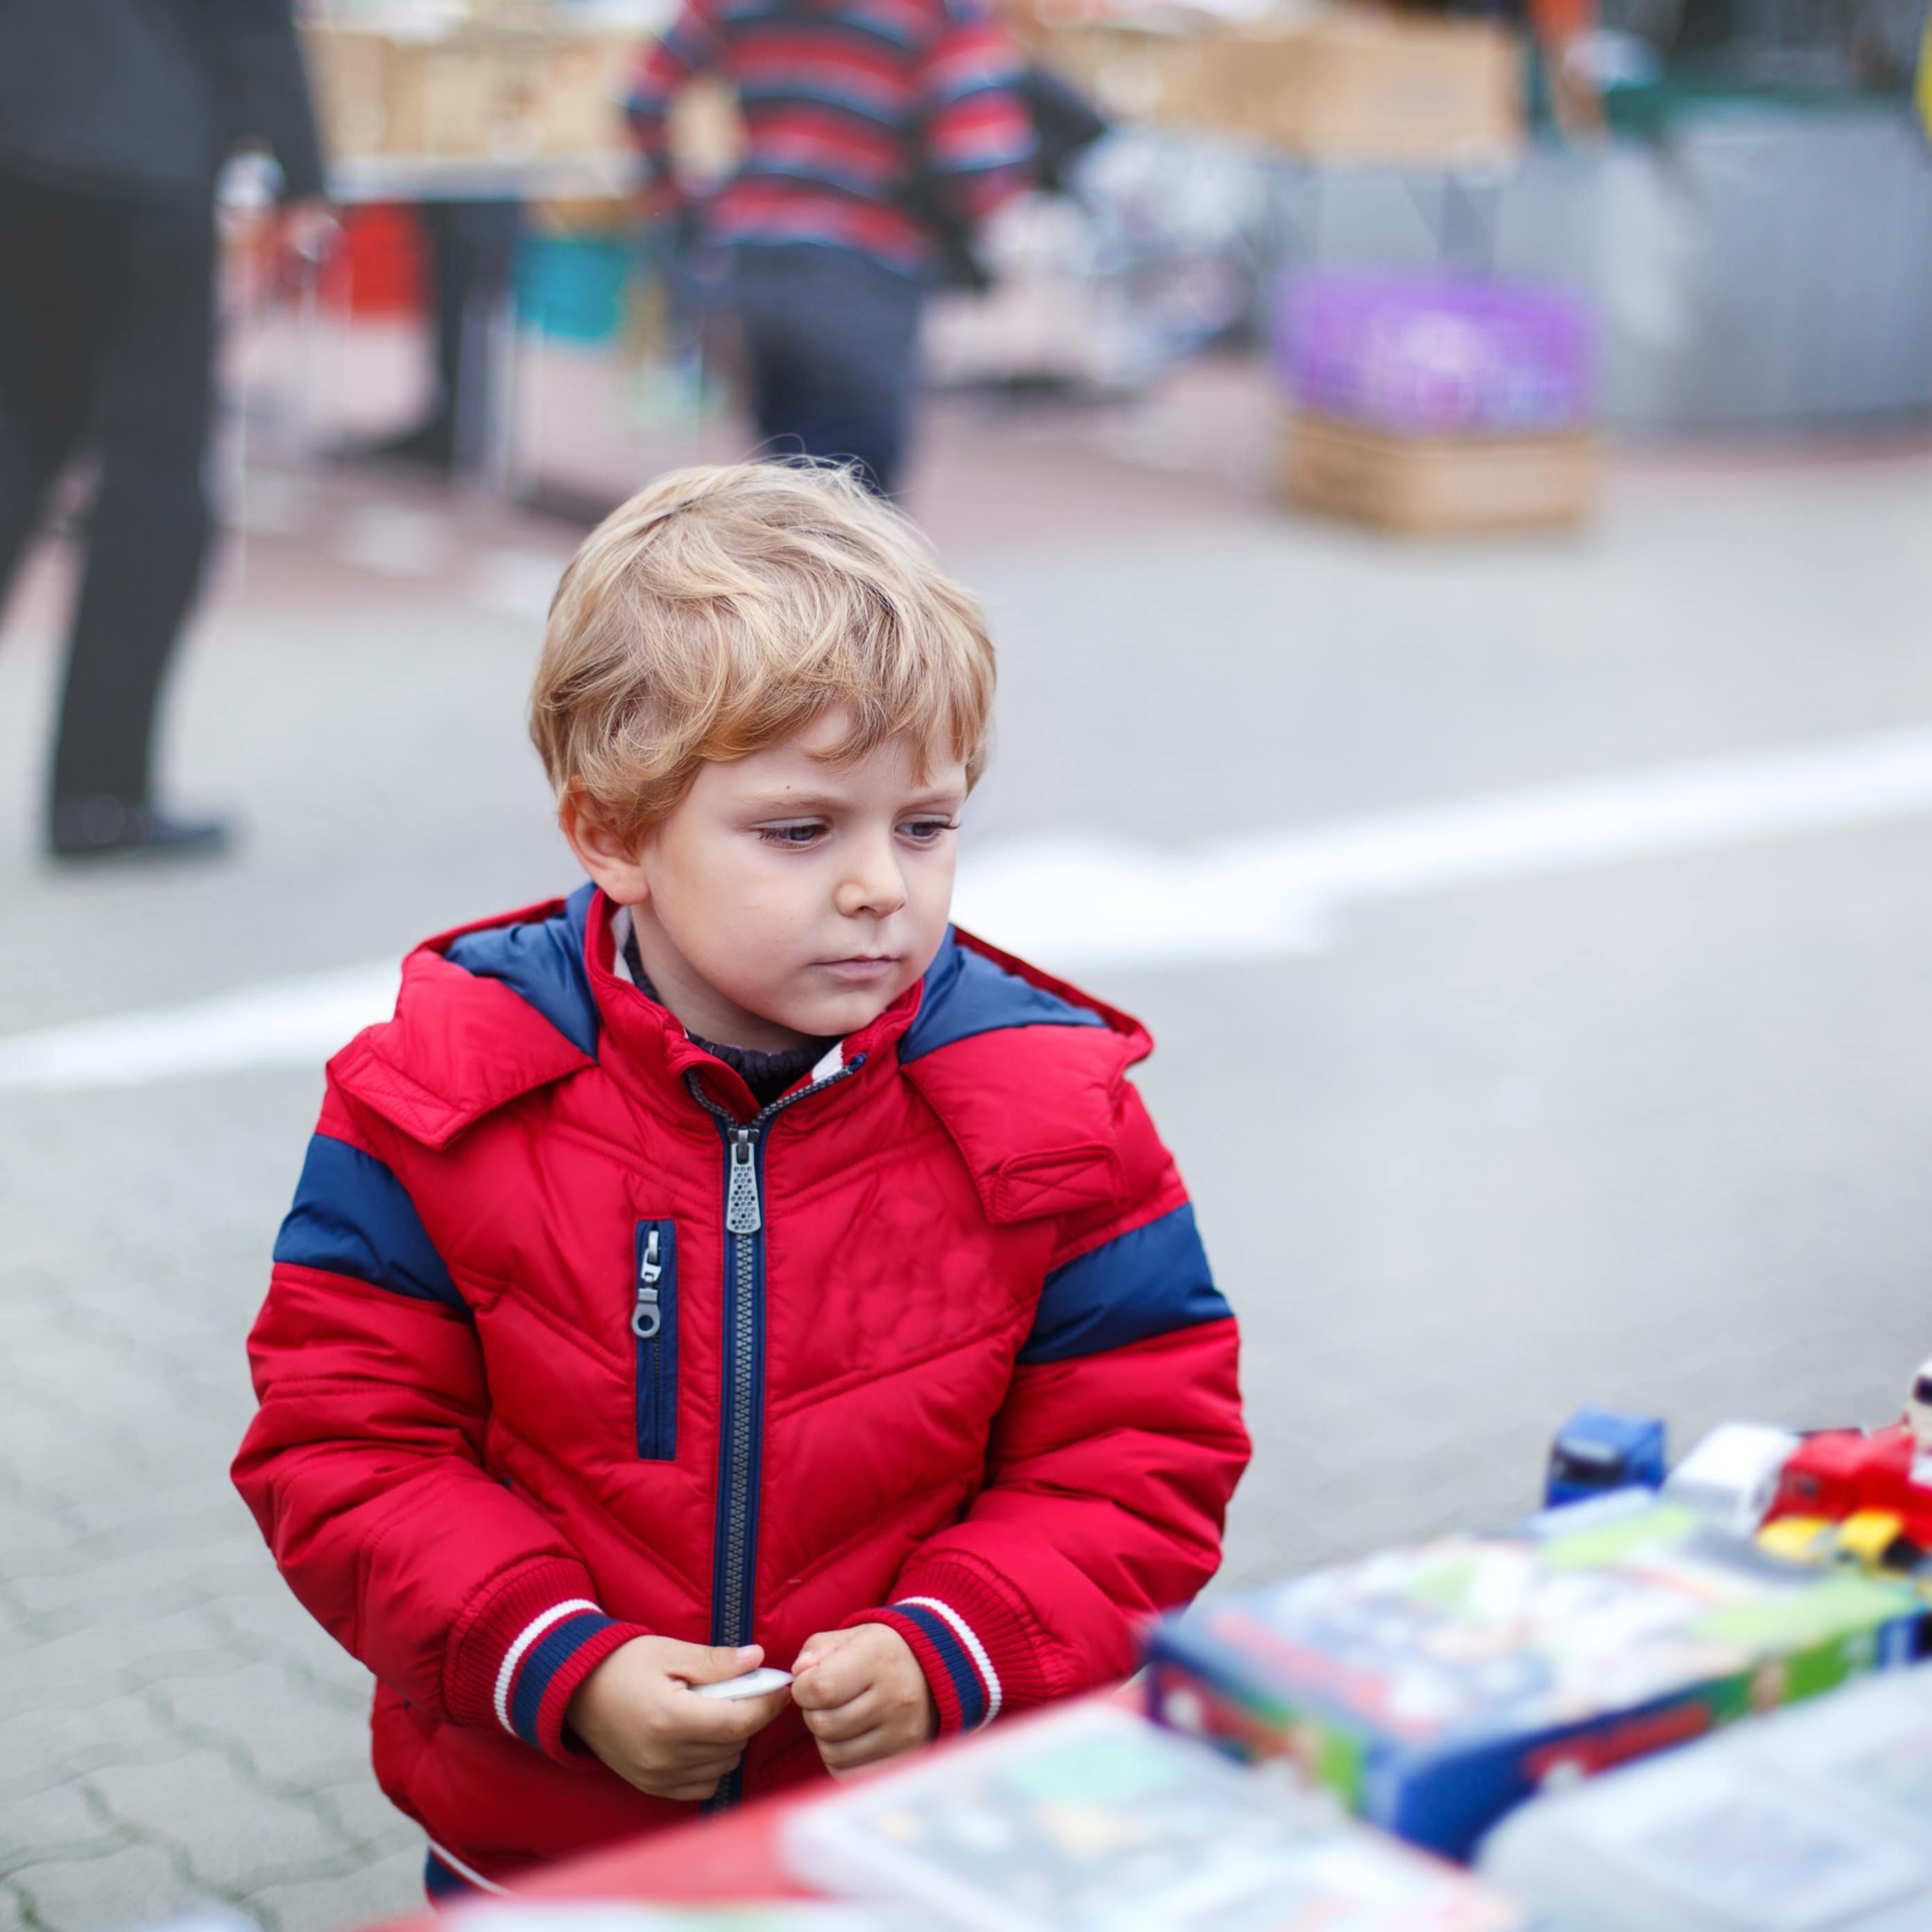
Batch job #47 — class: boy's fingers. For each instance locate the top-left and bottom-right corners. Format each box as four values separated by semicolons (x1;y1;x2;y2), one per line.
631;1745;741;1800
664;1641;764;1686
801;1690;878;1743
791;1649;869;1710
789;1629;846;1676
788;1666;839;1712
664;1685;789;1745
659;1777;723;1803
817;1727;889;1775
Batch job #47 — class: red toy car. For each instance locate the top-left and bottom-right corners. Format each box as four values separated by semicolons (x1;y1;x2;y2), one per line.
1768;1425;1925;1539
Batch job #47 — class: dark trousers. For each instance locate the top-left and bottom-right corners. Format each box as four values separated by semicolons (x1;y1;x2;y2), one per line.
728;243;924;495
0;171;216;812
418;198;522;467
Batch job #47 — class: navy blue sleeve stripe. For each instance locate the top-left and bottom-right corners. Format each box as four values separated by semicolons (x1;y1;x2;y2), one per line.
900;930;1107;1064
1018;1202;1230;1365
509;1608;617;1745
444;882;600;1061
894;1604;989;1728
273;1134;466;1312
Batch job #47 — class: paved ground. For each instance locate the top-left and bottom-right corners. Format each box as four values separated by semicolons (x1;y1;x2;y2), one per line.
3;368;1931;1932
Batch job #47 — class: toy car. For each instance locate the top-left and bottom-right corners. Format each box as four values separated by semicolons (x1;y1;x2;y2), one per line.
1544;1408;1668;1509
1660;1423;1798;1539
1769;1425;1925;1538
1770;1429;1879;1523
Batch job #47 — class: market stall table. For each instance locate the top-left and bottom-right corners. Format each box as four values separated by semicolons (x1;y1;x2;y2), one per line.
371;1686;1147;1926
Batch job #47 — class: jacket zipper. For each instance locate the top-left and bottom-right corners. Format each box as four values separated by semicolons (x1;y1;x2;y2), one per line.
686;1054;863;1809
632;1220;677;1461
635;1227;664;1339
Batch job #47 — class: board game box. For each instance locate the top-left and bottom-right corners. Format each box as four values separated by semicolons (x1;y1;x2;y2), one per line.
1478;1660;1932;1929
1145;1491;1926;1860
782;1700;1537;1931
454;1906;912;1932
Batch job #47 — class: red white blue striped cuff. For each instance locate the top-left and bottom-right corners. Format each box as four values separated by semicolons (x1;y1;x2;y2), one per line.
494;1600;613;1748
851;1598;1002;1734
447;1559;644;1761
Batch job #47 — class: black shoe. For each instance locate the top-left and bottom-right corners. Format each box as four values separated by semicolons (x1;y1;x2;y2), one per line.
49;796;233;864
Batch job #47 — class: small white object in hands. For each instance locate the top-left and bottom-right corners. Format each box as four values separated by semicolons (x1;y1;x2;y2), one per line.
693;1666;794;1700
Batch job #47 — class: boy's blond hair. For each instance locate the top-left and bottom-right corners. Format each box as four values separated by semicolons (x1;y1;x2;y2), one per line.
530;462;996;840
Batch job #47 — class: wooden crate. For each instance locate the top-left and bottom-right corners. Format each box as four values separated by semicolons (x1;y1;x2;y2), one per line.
302;23;636;162
1281;411;1600;533
1041;8;1521;166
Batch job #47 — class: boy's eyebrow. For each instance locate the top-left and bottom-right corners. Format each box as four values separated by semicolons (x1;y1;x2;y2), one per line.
740;785;966;815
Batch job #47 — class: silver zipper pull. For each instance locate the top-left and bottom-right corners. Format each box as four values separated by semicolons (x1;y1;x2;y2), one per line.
633;1228;663;1338
726;1129;762;1234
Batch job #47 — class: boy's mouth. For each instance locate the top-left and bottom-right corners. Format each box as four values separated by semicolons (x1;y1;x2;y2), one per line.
814;956;899;984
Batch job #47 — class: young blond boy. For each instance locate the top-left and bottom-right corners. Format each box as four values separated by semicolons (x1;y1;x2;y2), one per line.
234;463;1248;1895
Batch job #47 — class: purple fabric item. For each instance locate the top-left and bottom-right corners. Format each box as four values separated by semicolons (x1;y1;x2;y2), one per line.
1276;271;1597;434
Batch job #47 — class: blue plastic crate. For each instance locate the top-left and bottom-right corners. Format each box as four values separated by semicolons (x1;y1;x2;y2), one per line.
515;235;633;345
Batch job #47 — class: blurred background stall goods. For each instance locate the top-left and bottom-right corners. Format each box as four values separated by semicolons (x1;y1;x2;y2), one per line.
2;0;1931;1924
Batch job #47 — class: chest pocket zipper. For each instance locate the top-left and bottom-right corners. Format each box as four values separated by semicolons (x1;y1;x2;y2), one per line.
633;1219;678;1460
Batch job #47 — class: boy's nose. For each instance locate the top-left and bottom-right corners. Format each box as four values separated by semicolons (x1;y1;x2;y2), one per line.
835;845;907;918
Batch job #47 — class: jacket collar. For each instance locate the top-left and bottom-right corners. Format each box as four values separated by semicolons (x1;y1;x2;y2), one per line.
352;887;1140;1151
579;887;926;1126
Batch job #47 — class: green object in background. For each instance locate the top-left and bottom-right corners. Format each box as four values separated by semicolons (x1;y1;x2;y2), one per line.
1919;15;1931;137
1599;65;1915;138
515;234;635;344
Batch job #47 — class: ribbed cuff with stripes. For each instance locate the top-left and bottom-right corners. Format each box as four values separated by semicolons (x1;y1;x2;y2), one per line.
445;1557;647;1762
843;1561;1048;1735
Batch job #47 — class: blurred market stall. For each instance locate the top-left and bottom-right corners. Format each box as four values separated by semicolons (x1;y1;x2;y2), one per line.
229;0;1932;521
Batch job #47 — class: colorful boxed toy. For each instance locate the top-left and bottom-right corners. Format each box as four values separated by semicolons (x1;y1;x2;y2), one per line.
1146;1493;1926;1861
454;1910;908;1932
783;1700;1535;1931
1478;1660;1932;1929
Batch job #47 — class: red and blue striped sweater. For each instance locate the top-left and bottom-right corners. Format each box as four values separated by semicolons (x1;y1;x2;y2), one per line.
628;0;1036;276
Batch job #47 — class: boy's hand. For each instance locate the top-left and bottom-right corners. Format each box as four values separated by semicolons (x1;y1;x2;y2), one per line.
790;1624;937;1775
566;1639;789;1801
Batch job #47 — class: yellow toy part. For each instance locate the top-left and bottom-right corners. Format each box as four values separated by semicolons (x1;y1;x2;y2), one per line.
1756;1516;1833;1562
1837;1510;1907;1567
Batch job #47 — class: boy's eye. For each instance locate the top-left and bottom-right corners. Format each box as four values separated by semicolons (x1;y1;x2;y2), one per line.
900;819;959;842
757;823;825;847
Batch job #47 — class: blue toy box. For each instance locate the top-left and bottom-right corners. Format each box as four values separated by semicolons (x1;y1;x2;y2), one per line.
1146;1494;1925;1863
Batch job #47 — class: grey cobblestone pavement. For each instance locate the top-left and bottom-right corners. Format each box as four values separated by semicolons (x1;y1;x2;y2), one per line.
2;391;1931;1930
0;1107;426;1932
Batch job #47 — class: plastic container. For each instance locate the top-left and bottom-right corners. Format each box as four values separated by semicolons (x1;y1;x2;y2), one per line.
1276;272;1596;436
515;234;634;344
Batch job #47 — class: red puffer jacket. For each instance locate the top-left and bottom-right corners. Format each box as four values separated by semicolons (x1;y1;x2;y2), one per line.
233;884;1248;1884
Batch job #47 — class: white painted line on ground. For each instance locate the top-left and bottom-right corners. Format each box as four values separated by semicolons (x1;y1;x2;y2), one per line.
0;962;399;1093
955;721;1932;968
6;723;1932;1093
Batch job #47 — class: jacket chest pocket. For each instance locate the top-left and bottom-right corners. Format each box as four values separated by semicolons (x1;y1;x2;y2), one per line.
632;1219;678;1460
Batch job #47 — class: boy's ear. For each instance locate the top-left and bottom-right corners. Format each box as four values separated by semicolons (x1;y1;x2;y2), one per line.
559;791;651;907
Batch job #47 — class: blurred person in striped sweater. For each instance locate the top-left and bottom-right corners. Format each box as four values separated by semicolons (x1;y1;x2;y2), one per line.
628;0;1036;495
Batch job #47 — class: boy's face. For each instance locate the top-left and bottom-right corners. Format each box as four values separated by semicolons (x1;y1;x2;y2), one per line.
569;711;967;1056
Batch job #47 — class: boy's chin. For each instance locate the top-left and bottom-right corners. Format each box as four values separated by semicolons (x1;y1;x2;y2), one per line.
778;984;904;1045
